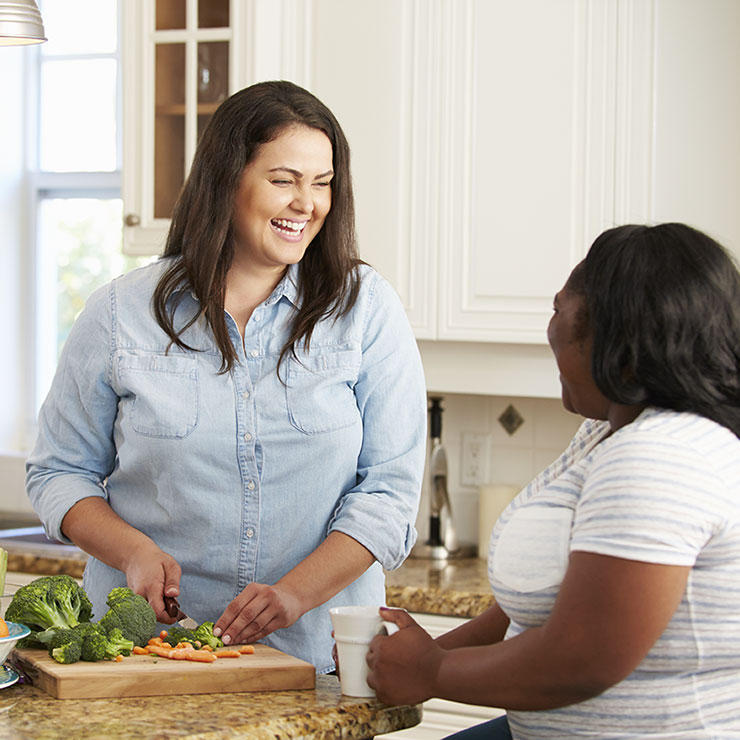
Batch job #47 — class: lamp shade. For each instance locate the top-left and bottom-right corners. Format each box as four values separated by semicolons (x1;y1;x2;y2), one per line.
0;0;46;45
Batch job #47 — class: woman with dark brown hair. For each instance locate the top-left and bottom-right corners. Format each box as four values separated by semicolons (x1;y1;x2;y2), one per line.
27;81;427;672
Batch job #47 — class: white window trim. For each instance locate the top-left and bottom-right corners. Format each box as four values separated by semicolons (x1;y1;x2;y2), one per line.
25;0;123;444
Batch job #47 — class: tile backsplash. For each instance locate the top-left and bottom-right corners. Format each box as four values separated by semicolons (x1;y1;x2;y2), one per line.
414;393;583;552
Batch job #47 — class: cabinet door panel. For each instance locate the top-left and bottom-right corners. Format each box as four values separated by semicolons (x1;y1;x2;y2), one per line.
650;0;740;255
440;0;616;343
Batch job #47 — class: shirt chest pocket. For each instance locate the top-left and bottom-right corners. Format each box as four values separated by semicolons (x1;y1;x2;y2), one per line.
116;353;199;439
285;347;360;434
492;504;574;593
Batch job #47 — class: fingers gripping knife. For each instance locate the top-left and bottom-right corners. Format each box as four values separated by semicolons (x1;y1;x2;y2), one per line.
411;397;477;560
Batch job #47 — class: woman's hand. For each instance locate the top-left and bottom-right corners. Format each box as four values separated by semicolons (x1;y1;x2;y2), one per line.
365;607;444;705
214;583;303;645
123;544;183;624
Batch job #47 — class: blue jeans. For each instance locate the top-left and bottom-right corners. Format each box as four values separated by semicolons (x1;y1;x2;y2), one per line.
443;715;513;739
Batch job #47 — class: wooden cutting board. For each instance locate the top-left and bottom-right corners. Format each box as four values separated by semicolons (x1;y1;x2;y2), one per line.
11;644;315;699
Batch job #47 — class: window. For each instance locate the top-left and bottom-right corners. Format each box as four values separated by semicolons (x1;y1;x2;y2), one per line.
33;0;153;412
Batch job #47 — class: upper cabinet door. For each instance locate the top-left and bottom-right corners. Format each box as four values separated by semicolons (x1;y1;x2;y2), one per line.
634;0;740;255
438;0;617;343
122;0;234;255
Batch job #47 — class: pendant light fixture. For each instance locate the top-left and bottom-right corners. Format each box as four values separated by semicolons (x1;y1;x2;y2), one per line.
0;0;46;46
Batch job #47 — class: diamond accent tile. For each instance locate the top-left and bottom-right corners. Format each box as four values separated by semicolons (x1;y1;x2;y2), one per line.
498;404;524;436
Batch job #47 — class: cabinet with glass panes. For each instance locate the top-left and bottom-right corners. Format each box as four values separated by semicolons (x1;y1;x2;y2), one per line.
122;0;232;254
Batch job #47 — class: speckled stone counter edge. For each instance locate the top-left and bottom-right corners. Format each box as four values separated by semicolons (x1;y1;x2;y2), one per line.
0;674;421;740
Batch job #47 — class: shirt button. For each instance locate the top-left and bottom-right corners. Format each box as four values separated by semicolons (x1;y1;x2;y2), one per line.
247;480;255;490
249;349;258;358
253;313;261;322
242;391;250;399
244;432;252;442
246;528;255;538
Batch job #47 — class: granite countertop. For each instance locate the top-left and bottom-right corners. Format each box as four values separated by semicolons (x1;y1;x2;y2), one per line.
0;675;420;739
5;546;494;619
1;547;492;738
385;557;493;618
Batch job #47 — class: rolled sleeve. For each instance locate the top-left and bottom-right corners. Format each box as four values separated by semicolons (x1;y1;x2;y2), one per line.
26;283;118;542
327;273;426;570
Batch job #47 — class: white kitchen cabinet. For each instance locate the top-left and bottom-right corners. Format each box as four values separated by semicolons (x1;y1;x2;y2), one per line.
121;1;740;396
375;613;504;740
315;0;740;396
121;0;312;255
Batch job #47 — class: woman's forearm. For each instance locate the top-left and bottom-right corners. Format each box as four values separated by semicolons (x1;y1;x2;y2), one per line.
275;530;375;613
433;624;603;710
61;496;161;572
435;602;510;650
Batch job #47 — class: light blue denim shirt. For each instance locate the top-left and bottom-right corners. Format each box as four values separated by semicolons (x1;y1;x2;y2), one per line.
26;258;426;672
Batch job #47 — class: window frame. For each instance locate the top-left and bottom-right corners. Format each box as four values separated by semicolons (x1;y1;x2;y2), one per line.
27;0;123;428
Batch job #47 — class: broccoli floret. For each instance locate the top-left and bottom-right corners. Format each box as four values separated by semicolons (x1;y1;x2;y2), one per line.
45;628;79;657
162;621;224;648
80;631;108;662
162;625;197;647
78;628;131;661
192;621;224;649
5;575;92;634
51;639;82;664
98;587;156;647
71;622;104;639
106;587;134;607
104;627;134;658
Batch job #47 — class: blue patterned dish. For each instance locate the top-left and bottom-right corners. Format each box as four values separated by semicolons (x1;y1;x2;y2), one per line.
0;622;31;665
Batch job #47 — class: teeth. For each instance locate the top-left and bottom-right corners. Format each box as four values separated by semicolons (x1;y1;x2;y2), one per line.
273;218;306;233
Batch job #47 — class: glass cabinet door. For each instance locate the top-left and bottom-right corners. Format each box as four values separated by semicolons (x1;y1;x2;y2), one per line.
152;0;230;220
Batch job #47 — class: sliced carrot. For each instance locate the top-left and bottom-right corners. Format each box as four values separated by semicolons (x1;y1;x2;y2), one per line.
159;630;168;639
114;654;124;662
146;644;175;658
238;645;255;654
215;649;241;658
201;644;214;652
169;649;194;660
132;646;150;655
0;618;9;638
148;637;164;646
185;651;217;663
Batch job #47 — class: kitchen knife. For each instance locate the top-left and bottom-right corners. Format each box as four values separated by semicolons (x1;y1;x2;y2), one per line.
163;595;197;628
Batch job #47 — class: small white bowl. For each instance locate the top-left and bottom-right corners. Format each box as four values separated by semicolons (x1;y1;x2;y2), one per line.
0;623;31;664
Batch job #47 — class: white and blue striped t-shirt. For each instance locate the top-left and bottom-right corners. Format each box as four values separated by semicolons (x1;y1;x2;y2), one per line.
488;407;740;739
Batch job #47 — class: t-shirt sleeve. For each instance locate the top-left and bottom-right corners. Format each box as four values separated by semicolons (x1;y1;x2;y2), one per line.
570;430;726;566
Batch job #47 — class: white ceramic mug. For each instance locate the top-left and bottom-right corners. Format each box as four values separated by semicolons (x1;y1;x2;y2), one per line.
329;605;400;697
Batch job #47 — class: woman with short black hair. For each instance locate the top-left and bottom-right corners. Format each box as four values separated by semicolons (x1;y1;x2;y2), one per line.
366;223;740;738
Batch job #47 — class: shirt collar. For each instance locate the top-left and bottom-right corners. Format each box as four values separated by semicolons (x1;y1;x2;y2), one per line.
268;263;301;309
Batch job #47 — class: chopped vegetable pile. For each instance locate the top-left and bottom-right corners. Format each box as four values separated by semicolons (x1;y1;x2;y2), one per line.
5;575;253;665
136;632;255;662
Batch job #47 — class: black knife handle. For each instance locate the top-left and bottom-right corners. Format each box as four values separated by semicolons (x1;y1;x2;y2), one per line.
429;397;444;439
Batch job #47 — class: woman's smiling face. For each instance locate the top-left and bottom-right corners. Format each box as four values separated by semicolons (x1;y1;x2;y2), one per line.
231;124;334;273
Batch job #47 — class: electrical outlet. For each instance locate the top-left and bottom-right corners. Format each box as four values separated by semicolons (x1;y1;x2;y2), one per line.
461;432;489;487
